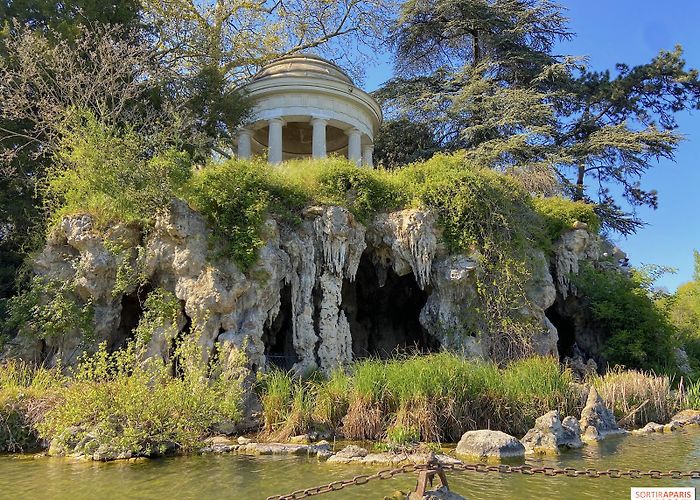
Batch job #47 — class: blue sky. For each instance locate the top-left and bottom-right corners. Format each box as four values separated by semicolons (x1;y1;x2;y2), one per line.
363;0;700;291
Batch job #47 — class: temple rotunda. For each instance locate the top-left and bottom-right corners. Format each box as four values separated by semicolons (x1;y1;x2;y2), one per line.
235;55;382;167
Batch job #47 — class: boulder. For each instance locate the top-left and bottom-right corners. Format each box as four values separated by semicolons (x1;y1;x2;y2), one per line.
521;410;583;454
327;445;369;463
670;409;700;426
289;434;311;444
455;430;525;461
579;387;627;442
632;422;664;435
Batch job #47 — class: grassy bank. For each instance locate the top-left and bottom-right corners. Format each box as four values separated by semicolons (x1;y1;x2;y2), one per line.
258;354;700;447
2;351;699;456
0;344;242;457
258;354;582;443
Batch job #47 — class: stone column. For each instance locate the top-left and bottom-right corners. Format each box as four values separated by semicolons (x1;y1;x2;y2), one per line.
347;128;362;165
237;129;253;159
362;144;374;168
268;118;284;164
311;118;328;159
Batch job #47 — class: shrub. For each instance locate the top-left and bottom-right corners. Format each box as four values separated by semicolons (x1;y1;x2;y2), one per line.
133;288;181;346
532;196;600;243
313;368;350;432
184;159;306;270
664;251;700;377
44;112;192;228
38;343;242;456
573;263;678;372
257;369;294;434
684;379;700;410
2;276;94;348
0;360;63;452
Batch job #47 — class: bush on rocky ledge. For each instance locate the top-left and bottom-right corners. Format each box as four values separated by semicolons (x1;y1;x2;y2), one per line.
0;343;243;458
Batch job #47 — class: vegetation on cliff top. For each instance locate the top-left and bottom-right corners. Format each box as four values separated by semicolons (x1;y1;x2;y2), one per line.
25;115;602;359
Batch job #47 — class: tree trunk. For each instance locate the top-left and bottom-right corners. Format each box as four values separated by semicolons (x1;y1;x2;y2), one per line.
574;164;585;200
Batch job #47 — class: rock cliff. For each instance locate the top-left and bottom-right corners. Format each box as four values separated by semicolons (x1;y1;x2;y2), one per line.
10;201;610;375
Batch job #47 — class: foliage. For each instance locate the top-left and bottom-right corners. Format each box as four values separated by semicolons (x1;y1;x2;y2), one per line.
573;263;678;372
2;275;94;351
141;0;394;82
257;353;578;441
0;359;63;452
391;154;547;358
380;0;700;234
373;118;440;168
385;424;420;451
532;196;601;243
685;379;700;410
133;288;181;346
593;368;679;429
664;251;700;375
37;342;242;456
44;113;192;228
184;159;301;270
258;369;294;435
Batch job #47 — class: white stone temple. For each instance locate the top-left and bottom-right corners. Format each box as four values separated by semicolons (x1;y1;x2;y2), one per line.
236;55;382;167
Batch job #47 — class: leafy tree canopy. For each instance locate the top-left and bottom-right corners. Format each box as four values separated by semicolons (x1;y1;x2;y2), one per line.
378;0;700;234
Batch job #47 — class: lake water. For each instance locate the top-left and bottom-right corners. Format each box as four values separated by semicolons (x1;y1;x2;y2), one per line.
1;429;698;499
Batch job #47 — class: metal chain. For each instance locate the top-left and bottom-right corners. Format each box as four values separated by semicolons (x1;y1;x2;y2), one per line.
266;463;427;500
266;463;700;500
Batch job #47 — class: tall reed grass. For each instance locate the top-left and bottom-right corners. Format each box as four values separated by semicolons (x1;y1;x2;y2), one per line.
257;353;580;442
593;368;681;428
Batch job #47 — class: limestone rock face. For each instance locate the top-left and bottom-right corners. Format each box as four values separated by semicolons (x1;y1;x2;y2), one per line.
579;387;627;442
455;430;525;461
521;410;583;454
13;201;613;379
553;229;601;299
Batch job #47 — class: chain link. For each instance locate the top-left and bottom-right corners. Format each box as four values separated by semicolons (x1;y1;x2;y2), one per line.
266;463;700;500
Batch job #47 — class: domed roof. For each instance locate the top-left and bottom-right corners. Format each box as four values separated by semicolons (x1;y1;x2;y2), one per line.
252;55;354;85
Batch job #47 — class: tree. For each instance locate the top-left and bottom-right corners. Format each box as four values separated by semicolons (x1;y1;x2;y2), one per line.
664;251;700;374
379;0;700;233
141;0;395;82
373;119;440;168
0;0;144;313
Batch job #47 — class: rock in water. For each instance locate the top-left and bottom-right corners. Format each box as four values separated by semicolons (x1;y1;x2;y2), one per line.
670;409;700;426
521;410;583;454
455;430;525;461
326;444;369;463
579;387;627;442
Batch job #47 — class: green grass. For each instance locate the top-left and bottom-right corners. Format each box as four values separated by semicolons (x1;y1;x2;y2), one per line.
0;343;243;458
532;196;601;243
257;353;578;443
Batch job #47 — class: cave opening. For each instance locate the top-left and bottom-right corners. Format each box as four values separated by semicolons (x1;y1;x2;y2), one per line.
343;252;439;359
546;304;576;361
262;283;298;370
170;308;192;378
113;283;152;350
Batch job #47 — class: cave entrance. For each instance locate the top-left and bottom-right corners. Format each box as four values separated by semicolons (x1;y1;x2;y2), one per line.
113;284;152;350
262;283;298;370
546;304;576;361
343;252;438;359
